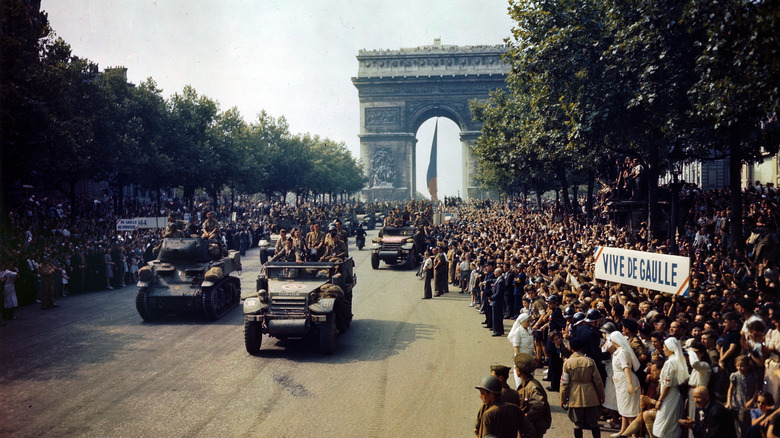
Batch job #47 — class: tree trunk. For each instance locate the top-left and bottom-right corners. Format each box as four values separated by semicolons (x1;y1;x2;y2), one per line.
558;167;571;214
646;165;660;244
729;144;744;252
68;180;78;226
586;171;595;221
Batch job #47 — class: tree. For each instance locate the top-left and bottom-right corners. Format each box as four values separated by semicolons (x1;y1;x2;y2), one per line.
166;86;219;208
0;0;49;230
685;0;780;251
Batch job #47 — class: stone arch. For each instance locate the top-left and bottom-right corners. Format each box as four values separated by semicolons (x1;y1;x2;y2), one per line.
352;41;509;201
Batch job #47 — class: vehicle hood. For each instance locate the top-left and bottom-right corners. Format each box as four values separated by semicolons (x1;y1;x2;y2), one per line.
268;279;324;296
381;236;404;243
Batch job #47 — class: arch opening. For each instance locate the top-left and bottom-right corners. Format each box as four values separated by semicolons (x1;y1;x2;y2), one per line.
414;117;463;200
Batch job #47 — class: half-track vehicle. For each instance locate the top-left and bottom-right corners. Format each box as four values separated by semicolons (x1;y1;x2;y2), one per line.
136;237;242;321
258;232;283;264
242;258;356;355
370;226;418;269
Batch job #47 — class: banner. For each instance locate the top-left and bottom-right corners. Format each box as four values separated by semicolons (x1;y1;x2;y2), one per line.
593;246;690;296
116;217;168;231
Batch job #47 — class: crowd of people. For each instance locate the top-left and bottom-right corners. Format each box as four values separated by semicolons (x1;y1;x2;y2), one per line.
4;178;780;438
417;182;780;438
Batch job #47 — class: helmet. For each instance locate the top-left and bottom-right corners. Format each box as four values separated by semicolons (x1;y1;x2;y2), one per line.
600;321;617;334
585;308;603;323
573;312;586;325
474;376;501;394
563;306;575;318
328;224;337;231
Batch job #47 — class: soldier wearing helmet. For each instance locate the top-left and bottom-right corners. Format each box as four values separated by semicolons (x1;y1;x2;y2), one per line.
473;375;536;438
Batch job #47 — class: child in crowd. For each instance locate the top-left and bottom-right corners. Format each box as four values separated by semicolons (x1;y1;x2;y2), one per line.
727;355;761;436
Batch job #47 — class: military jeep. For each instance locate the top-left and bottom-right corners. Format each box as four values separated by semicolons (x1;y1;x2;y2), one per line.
370;226;418;270
242;258;356;355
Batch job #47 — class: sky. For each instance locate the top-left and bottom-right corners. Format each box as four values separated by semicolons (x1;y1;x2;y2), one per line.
41;0;515;198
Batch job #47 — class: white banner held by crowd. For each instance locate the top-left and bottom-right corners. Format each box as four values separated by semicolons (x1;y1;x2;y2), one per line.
116;217;168;231
593;246;690;296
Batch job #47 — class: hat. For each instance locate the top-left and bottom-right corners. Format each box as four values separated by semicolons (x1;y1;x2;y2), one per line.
584;308;603;323
513;353;536;374
517;313;531;323
475;376;501;394
490;365;511;378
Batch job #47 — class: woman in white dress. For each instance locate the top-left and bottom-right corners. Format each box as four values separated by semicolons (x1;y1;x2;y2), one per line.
653;337;689;438
508;312;534;387
608;331;641;437
764;313;780;401
601;324;619;430
686;341;712;423
1;262;19;320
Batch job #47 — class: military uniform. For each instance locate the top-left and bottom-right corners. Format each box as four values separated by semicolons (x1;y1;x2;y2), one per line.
513;353;552;438
321;235;347;261
270;245;302;263
560;352;605;429
475;400;536;438
306;228;326;260
202;217;220;239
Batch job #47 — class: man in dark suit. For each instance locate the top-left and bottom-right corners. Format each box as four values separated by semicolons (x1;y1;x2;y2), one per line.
489;268;505;337
679;386;736;438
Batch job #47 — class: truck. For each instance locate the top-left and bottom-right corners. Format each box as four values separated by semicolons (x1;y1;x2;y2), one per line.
370;226;419;270
242;258;356;355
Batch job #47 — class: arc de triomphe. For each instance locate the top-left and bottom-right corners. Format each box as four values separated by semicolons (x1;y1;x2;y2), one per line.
352;40;509;201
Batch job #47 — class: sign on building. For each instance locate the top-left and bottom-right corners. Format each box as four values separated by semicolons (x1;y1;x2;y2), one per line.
593;246;690;296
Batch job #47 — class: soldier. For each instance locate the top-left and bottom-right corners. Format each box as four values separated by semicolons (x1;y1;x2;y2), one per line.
201;211;220;240
38;256;59;310
320;224;347;262
514;353;552;438
490;365;521;406
333;219;350;256
474;375;536;438
163;214;185;238
270;237;302;263
306;222;326;261
560;338;605;438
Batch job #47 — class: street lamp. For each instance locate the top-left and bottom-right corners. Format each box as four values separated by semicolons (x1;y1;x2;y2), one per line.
668;144;686;254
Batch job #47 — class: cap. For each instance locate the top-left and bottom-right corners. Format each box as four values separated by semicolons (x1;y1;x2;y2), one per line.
475;376;501;394
513;353;536;375
490;365;511;377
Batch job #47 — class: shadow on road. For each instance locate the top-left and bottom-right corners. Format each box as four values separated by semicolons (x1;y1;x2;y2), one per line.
244;318;435;364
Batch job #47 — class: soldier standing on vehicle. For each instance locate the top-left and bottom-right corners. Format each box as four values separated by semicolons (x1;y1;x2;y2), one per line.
333;219;350;256
201;211;220;240
306;222;326;261
320;224;347;262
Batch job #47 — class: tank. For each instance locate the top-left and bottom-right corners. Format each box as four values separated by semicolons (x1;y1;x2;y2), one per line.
135;237;242;321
